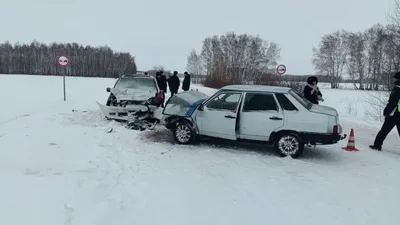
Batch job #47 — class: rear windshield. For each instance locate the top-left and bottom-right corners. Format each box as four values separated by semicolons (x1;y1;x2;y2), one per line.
289;89;312;110
115;77;157;92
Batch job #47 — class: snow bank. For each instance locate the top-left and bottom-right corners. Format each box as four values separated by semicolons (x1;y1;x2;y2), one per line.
0;74;399;225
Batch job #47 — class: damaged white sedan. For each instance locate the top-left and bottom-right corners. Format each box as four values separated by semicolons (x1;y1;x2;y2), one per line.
97;73;164;130
161;85;346;158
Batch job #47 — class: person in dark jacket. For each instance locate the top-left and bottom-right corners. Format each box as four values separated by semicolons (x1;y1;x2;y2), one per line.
303;76;323;104
369;72;400;151
156;71;167;93
182;72;191;91
168;71;180;96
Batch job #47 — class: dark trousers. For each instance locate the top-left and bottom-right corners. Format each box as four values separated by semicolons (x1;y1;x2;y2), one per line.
170;90;178;97
373;114;400;147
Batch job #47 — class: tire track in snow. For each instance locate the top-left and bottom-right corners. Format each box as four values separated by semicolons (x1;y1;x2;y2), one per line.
0;113;31;125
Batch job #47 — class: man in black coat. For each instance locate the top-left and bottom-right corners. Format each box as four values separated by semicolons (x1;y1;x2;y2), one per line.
369;72;400;151
156;71;167;93
182;72;191;91
303;76;323;104
168;71;180;96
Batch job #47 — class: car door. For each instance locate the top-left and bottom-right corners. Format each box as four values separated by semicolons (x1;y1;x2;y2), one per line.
238;92;284;141
196;91;243;140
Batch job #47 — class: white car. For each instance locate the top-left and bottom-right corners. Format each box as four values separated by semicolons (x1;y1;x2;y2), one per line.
161;85;346;158
97;73;161;122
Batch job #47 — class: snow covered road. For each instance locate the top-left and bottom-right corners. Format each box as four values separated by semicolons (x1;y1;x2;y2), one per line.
1;75;399;225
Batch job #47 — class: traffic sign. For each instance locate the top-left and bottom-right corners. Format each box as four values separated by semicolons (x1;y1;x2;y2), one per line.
57;56;70;101
57;56;70;67
276;64;286;75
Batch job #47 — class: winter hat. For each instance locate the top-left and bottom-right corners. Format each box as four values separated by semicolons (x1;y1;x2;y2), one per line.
307;76;318;85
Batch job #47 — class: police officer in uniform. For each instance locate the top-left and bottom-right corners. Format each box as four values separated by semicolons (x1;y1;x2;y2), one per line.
369;72;400;151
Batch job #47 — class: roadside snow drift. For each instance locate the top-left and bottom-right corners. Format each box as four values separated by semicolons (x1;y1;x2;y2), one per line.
0;75;399;225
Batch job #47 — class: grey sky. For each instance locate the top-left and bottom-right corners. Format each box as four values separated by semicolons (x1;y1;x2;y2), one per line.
0;0;393;75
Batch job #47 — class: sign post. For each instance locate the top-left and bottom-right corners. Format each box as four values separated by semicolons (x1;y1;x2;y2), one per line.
276;64;286;76
57;56;70;101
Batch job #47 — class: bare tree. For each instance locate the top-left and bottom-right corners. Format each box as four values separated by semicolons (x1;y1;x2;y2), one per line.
312;30;349;88
195;32;280;88
152;65;165;71
186;49;203;75
345;32;367;89
387;0;400;39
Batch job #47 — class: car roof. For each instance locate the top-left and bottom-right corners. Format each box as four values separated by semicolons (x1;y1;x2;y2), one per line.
220;84;291;93
120;74;155;79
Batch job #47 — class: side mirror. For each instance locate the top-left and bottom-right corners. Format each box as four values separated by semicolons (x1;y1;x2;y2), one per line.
106;87;110;92
198;104;204;111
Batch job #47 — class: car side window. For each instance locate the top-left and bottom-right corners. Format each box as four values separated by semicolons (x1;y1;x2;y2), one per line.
275;93;298;111
206;92;242;111
243;93;278;111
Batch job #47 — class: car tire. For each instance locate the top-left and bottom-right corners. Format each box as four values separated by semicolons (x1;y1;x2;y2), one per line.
173;120;196;145
274;133;305;158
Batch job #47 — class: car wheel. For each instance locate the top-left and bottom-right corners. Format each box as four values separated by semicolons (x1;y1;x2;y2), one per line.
173;121;196;145
274;133;304;158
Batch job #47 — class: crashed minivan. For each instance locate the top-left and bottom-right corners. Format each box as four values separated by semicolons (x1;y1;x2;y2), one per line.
161;85;346;158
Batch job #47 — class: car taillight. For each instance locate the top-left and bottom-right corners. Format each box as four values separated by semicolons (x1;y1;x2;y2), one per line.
333;125;341;134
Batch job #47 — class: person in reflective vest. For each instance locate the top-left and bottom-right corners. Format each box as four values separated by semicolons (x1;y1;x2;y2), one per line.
369;72;400;151
398;98;400;112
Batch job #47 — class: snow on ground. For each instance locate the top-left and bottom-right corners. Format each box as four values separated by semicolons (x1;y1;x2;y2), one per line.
0;74;399;225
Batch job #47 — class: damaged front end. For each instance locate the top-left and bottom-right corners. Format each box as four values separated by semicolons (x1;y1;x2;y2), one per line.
98;88;163;131
97;101;161;131
161;90;209;131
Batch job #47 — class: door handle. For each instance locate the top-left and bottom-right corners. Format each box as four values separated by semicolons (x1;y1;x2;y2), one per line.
224;115;236;119
269;117;282;120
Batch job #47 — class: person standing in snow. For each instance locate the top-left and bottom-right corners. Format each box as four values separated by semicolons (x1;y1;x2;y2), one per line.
369;72;400;151
182;72;191;91
303;76;324;104
156;71;167;93
168;71;180;96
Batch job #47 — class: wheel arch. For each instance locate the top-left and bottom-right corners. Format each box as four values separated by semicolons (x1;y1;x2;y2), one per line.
269;130;305;143
165;116;198;133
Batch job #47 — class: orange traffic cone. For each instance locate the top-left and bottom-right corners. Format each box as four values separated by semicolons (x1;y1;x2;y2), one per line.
342;128;359;151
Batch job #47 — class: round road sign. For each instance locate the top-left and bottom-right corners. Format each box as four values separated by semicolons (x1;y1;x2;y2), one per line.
58;56;70;67
276;64;286;75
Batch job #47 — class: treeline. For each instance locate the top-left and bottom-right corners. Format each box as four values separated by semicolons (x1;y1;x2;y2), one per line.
312;0;400;90
186;32;281;88
0;40;136;78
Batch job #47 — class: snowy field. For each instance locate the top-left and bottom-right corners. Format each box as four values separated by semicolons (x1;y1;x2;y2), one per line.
0;74;399;225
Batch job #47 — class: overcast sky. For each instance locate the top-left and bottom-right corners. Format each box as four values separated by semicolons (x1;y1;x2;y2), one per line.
0;0;394;75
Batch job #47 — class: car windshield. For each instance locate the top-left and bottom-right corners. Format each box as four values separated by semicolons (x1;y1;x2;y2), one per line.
115;77;157;92
289;89;313;110
163;91;209;116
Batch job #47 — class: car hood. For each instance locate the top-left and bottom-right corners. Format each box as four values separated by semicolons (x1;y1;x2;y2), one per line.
110;88;155;101
309;104;338;116
163;90;209;117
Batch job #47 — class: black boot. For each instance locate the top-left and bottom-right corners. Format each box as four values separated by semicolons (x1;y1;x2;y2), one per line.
369;145;382;151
